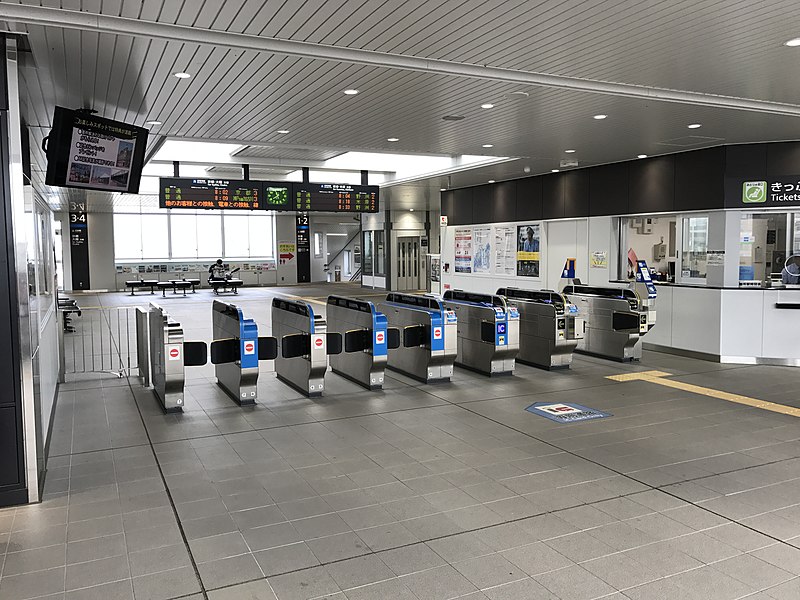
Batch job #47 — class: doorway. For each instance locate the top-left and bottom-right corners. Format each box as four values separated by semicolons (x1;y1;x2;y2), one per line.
396;236;421;291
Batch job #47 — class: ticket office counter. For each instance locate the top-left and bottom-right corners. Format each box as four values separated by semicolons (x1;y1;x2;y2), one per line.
643;284;800;365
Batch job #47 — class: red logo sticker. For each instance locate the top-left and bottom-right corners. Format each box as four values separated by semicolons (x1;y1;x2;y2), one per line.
168;347;180;360
433;327;442;340
314;337;324;348
376;332;385;344
244;341;255;355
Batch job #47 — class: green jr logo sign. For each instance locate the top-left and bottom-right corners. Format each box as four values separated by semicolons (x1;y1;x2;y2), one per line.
742;181;767;203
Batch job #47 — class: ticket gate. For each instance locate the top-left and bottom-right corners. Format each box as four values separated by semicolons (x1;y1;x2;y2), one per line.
633;259;658;332
560;285;648;361
442;290;520;375
271;297;342;397
377;293;457;382
326;296;401;390
209;300;278;405
497;288;584;369
148;303;208;413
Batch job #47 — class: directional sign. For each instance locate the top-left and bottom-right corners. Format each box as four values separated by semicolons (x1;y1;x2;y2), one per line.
526;402;611;424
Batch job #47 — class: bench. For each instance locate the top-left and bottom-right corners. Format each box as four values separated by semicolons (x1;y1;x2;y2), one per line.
210;278;244;295
157;280;194;297
169;278;200;293
125;279;159;295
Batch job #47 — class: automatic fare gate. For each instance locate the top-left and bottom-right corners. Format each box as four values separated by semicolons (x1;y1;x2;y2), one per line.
497;288;584;369
148;303;208;412
272;297;342;397
442;290;520;375
210;300;278;405
326;296;401;390
377;293;457;382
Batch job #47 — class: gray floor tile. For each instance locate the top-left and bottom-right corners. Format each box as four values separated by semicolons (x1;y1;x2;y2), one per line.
268;566;341;600
453;553;526;589
325;554;395;590
306;532;370;562
197;553;264;588
401;564;479;600
3;544;66;576
342;577;417;600
254;541;320;576
207;579;278;600
535;565;617;600
379;543;447;576
129;543;192;577
501;542;574;576
0;566;66;599
65;555;131;590
131;566;202;600
65;580;134;600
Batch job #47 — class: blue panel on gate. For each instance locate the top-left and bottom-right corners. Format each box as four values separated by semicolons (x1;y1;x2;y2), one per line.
526;402;612;423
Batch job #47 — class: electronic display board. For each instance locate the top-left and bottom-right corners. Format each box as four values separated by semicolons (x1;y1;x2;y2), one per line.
160;178;269;209
293;183;379;213
158;178;379;212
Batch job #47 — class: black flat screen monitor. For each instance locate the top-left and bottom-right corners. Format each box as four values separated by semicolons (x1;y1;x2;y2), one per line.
44;106;148;193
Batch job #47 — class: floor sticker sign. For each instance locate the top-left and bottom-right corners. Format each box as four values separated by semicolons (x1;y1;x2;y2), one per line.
526;402;611;423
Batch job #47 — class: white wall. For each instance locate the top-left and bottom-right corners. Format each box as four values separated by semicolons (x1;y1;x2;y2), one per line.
275;214;298;285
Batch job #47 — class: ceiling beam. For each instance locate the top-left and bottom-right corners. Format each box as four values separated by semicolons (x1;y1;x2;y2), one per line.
3;4;800;117
148;159;396;174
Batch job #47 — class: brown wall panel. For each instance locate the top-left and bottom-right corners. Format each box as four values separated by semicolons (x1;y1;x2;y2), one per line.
629;156;674;214
563;170;589;218
589;163;629;216
673;146;725;211
515;177;543;221
542;173;565;220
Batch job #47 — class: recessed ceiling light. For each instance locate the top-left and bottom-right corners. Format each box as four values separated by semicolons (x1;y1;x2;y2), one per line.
173;72;191;79
409;208;414;212
482;144;494;148
784;37;800;47
481;103;494;109
523;166;531;173
508;91;529;97
551;169;560;173
637;154;648;159
145;120;162;126
387;137;399;142
276;129;290;134
564;149;576;153
593;114;607;120
440;188;447;191
488;180;495;183
687;123;702;129
343;89;359;95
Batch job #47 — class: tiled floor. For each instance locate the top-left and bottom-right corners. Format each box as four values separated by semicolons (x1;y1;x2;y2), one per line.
3;284;800;599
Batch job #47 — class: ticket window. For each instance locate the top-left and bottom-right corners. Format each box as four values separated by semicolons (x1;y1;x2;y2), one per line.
619;215;677;281
680;216;708;282
739;212;797;283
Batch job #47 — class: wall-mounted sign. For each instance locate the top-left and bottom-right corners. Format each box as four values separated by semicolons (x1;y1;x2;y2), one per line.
726;177;800;207
160;178;268;209
293;183;379;213
295;214;311;283
440;215;448;227
454;227;473;273
706;250;725;266
69;201;90;290
590;250;608;269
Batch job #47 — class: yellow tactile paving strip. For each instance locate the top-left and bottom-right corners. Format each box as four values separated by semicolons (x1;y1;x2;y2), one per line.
606;370;800;417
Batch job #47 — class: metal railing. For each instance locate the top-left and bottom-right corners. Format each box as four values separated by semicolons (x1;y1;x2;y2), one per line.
59;306;149;381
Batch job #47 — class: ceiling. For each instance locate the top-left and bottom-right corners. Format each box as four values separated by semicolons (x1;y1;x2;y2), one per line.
4;0;800;212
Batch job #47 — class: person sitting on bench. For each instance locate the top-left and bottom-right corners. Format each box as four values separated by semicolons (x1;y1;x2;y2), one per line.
208;259;226;284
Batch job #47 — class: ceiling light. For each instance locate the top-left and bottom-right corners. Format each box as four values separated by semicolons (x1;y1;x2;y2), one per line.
145;120;162;126
409;208;415;212
173;72;191;79
481;103;494;109
508;91;529;97
442;115;465;121
343;89;359;95
523;166;531;173
687;123;702;129
637;154;648;158
593;114;607;120
387;137;399;142
488;180;495;183
551;169;560;173
564;149;576;153
440;188;446;191
784;37;800;47
482;144;494;148
276;129;290;134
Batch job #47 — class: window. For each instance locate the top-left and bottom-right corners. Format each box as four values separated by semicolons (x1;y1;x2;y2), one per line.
170;213;222;259
680;216;708;280
140;215;169;259
619;215;677;281
222;212;275;258
314;232;323;258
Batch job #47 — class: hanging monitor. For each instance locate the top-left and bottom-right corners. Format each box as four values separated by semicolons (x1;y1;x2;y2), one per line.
44;106;148;193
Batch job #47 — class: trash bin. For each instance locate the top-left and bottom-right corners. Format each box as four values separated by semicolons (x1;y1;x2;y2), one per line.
334;266;342;282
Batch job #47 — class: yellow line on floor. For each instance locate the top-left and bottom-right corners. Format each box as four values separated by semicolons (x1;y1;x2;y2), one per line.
606;371;800;417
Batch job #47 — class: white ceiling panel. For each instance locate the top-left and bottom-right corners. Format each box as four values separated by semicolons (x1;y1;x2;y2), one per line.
3;0;800;213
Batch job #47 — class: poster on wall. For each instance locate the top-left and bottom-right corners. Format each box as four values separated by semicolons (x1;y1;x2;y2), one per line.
454;227;473;273
494;225;516;275
590;251;608;269
516;223;541;277
472;227;491;273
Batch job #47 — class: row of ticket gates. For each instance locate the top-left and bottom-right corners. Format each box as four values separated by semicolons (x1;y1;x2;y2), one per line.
145;260;658;412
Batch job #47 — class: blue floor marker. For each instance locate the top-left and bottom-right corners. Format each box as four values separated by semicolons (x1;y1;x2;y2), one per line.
526;402;612;423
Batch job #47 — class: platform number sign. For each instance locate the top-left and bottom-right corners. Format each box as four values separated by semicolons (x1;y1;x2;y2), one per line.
69;201;90;290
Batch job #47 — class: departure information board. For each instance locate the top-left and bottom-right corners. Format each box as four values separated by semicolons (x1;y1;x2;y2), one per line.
293;183;379;213
160;178;266;209
159;178;379;213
